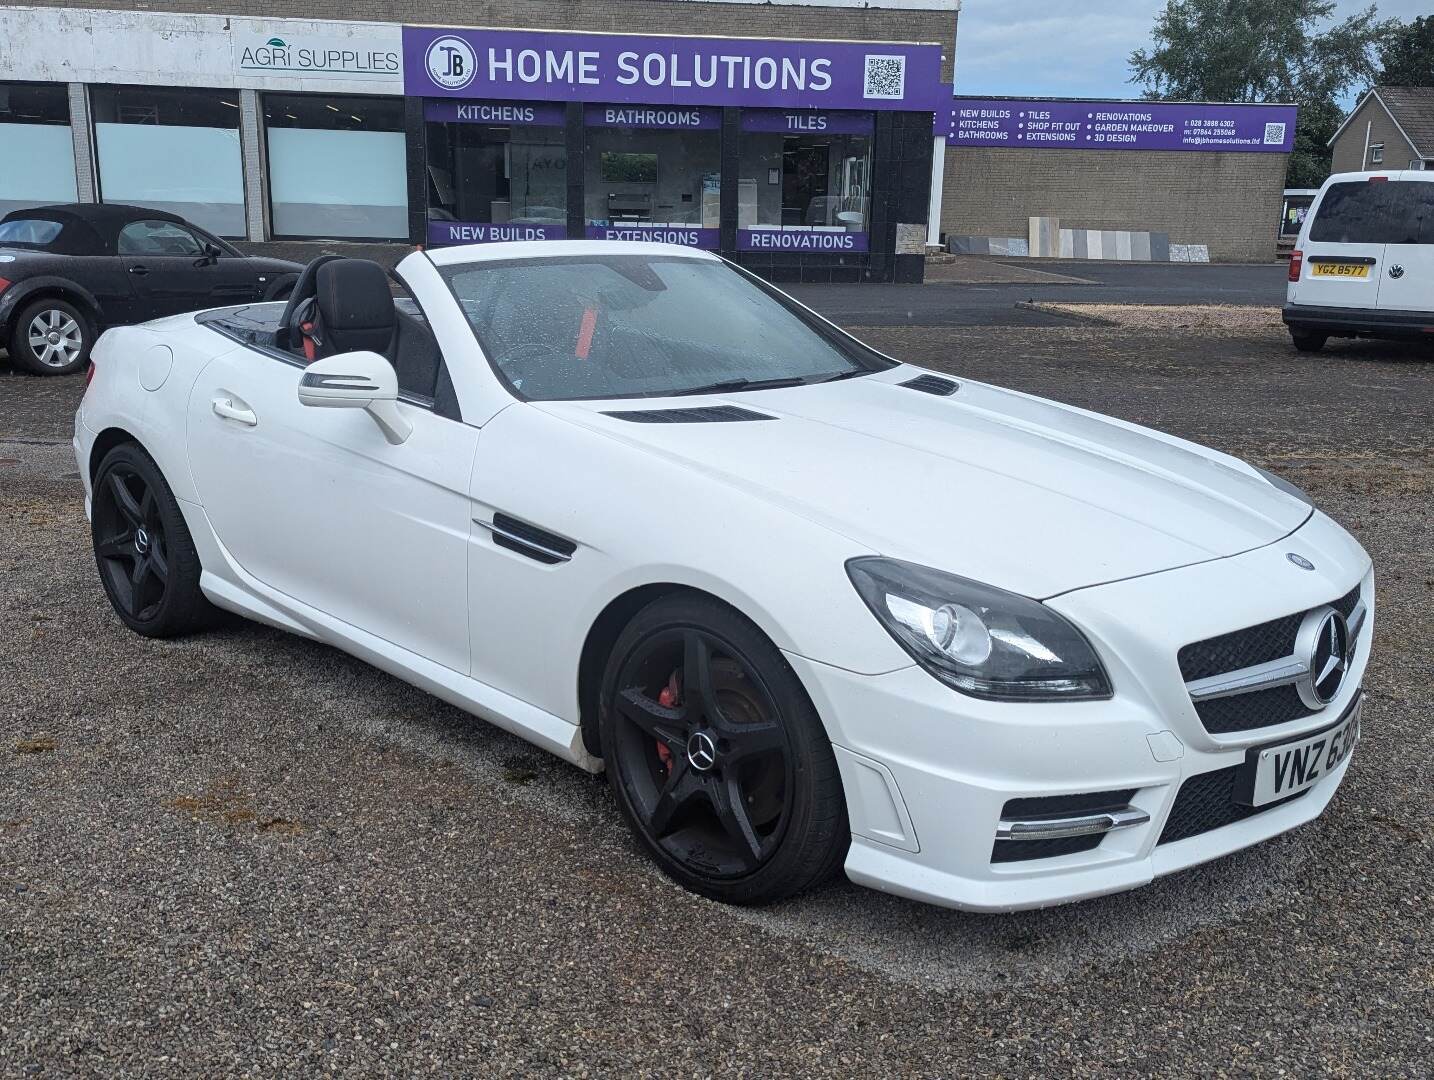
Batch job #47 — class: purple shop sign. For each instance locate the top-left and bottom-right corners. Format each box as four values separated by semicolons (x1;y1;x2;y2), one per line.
740;109;873;135
404;26;943;111
944;98;1298;153
737;228;868;252
584;104;721;130
585;225;719;248
428;221;567;246
424;99;566;125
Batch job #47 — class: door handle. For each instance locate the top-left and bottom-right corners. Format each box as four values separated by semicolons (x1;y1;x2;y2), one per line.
128;265;150;276
212;396;257;426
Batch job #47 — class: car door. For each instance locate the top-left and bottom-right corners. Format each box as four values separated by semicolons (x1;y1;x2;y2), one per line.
1374;176;1434;315
117;219;242;317
1296;179;1387;309
193;228;272;303
184;337;480;674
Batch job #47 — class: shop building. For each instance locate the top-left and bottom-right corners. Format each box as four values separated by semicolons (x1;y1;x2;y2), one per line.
0;2;957;282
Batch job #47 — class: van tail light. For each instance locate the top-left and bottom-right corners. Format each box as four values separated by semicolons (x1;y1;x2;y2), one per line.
1288;250;1303;283
85;360;97;390
1368;175;1389;183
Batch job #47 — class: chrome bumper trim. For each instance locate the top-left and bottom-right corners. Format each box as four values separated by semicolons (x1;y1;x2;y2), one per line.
995;806;1150;842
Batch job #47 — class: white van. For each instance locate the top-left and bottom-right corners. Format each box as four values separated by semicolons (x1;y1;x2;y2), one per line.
1284;169;1434;352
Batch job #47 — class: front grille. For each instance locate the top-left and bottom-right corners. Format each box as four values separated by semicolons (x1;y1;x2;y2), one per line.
1179;583;1362;735
991;789;1137;864
1158;764;1309;845
1196;685;1312;734
1178;612;1303;682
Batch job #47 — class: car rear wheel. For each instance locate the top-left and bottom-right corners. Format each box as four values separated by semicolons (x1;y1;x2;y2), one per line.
1291;331;1327;353
92;444;216;638
598;594;848;905
9;297;92;376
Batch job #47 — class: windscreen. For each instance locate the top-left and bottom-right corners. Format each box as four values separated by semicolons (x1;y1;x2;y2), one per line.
1308;181;1434;245
438;254;889;401
0;218;63;249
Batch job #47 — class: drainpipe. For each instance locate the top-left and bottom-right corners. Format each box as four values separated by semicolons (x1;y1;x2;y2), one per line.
1362;120;1372;169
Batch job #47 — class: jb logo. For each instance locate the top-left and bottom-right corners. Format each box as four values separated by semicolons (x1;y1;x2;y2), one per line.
426;36;477;90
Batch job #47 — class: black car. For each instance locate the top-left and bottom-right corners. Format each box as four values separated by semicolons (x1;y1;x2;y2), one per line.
0;204;303;376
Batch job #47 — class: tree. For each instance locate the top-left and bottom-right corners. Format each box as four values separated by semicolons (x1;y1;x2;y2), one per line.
1377;16;1434;87
1129;0;1395;186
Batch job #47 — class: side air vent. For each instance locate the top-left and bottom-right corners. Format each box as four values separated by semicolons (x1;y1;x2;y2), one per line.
477;513;577;565
602;405;776;424
900;374;959;397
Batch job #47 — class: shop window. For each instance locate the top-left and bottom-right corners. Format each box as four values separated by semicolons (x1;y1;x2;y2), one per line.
264;93;407;240
0;82;77;218
91;85;244;237
424;100;567;245
736;110;873;253
583;105;721;248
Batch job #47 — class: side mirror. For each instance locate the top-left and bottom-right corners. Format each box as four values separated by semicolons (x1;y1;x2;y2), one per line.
200;243;222;265
297;351;412;445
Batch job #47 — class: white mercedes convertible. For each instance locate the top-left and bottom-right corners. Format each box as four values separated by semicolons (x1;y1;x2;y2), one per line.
74;242;1373;911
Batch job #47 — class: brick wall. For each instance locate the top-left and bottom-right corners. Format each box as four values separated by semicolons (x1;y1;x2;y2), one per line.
1330;96;1419;173
941;146;1290;262
20;0;957;80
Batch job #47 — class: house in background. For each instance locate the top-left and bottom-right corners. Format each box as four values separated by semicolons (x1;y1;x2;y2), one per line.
1329;86;1434;173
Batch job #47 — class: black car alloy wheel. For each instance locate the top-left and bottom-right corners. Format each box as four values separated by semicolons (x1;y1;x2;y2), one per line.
93;462;171;622
610;626;796;878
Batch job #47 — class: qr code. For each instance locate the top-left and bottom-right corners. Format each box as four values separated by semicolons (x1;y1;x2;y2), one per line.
863;54;906;99
1263;122;1286;145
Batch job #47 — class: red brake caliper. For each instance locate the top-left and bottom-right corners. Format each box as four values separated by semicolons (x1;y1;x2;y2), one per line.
655;670;681;775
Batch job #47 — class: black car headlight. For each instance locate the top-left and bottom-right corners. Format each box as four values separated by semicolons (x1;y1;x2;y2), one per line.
1255;465;1314;506
846;558;1112;702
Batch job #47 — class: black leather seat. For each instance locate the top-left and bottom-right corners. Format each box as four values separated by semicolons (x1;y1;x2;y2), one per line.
280;256;458;419
312;259;396;359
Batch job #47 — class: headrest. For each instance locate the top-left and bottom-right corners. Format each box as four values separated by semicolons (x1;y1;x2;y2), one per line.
314;259;395;356
278;254;343;350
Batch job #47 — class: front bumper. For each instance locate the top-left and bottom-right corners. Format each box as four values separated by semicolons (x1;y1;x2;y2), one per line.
795;511;1373;912
1283;302;1434;339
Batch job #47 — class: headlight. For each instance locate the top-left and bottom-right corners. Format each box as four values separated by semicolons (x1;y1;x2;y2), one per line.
1255;465;1313;506
846;558;1112;702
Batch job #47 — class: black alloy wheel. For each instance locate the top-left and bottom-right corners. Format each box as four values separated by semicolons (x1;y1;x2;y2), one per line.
600;595;848;905
91;444;215;637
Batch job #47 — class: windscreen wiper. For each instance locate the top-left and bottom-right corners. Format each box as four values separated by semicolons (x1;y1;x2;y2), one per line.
669;376;809;397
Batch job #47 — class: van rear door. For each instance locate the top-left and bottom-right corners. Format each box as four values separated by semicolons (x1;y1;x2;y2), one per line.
1295;178;1389;308
1374;175;1434;315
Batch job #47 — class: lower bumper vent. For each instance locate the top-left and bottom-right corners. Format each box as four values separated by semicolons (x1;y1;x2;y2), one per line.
1158;765;1308;845
992;789;1140;863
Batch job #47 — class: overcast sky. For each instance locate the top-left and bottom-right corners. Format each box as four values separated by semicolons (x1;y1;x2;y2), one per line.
954;0;1427;103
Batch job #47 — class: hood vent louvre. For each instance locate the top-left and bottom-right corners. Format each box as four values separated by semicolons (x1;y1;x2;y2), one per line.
900;374;959;397
603;405;776;424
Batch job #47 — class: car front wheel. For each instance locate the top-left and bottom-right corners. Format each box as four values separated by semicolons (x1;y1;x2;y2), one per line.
8;297;93;375
598;594;849;905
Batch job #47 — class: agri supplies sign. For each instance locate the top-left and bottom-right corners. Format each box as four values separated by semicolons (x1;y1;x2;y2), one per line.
403;26;942;111
944;98;1298;152
234;32;403;82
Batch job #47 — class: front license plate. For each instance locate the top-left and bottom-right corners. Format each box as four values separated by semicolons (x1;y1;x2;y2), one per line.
1312;263;1370;278
1239;700;1361;807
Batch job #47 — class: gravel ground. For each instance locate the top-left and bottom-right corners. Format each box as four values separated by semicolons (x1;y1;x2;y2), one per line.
1025;303;1285;332
2;325;1431;1076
